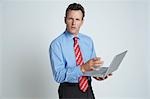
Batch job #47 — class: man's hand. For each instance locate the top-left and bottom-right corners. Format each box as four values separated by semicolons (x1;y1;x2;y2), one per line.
93;74;112;81
80;57;103;73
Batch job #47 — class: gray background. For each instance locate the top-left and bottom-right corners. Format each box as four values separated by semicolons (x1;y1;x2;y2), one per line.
0;0;150;99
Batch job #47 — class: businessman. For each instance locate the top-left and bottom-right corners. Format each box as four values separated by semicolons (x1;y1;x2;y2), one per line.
49;3;111;99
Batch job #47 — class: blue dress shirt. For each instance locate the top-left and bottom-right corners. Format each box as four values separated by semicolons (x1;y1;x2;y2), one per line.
49;31;96;83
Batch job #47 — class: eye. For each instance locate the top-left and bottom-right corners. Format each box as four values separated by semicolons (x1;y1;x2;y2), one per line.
76;18;80;21
68;18;72;20
67;18;74;22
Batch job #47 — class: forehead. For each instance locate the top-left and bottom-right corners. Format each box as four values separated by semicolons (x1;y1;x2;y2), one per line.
66;10;83;18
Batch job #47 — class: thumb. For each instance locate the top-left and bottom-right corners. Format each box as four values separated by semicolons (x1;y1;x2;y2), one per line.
93;57;100;61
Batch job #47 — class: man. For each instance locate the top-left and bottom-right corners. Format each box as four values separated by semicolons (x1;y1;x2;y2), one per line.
49;3;111;99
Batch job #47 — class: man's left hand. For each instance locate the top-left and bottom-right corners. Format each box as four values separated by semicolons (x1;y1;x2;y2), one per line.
93;74;112;81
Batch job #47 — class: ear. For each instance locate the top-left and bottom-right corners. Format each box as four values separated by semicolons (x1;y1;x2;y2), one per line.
81;19;84;26
64;17;67;24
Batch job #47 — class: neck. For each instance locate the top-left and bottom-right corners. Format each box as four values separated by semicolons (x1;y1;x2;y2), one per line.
66;30;79;37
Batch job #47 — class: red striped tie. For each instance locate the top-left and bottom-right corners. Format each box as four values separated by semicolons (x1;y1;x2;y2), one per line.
73;37;88;92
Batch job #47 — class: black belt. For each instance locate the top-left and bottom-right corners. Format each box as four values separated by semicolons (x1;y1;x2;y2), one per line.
60;80;91;86
60;82;78;86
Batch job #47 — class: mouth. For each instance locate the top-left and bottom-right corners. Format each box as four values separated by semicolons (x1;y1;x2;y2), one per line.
71;27;76;29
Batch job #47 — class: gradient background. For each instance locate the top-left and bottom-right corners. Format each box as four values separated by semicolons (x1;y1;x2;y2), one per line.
0;0;150;99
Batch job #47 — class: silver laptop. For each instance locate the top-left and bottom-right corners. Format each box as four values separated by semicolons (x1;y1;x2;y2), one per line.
84;50;128;78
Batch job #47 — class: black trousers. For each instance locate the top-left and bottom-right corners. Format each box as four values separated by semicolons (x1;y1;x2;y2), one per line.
58;81;95;99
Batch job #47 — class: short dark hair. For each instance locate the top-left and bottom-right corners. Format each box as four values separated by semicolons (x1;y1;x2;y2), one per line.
65;3;85;20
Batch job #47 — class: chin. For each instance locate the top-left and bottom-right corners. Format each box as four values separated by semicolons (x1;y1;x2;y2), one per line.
69;30;77;35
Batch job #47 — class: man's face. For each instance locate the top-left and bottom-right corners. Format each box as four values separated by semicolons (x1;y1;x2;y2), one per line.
65;10;83;36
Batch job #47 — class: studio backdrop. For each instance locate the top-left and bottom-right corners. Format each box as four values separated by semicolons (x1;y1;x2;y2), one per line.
0;0;150;99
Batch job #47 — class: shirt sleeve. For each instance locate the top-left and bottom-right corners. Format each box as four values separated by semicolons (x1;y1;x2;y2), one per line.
49;41;83;83
90;39;96;59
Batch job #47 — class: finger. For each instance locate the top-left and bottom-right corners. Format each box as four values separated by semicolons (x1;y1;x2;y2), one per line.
93;61;104;66
109;73;112;76
95;77;104;80
93;63;103;68
93;64;101;68
93;57;101;61
94;64;101;66
99;60;104;64
104;76;108;79
90;66;96;70
99;77;104;80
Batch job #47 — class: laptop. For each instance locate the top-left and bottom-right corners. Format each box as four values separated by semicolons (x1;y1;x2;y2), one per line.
83;50;128;78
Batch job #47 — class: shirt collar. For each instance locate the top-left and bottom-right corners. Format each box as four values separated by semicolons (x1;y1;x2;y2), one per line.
64;31;81;40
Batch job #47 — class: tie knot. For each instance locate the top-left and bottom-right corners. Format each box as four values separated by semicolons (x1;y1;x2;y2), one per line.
73;37;78;42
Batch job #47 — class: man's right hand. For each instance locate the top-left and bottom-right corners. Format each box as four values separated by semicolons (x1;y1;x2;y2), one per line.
81;57;104;73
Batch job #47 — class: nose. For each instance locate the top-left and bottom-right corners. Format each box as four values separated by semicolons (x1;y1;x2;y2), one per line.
72;19;76;25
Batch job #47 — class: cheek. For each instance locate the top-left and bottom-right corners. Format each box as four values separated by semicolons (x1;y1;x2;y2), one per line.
66;23;71;27
66;21;72;26
78;21;83;26
77;23;82;28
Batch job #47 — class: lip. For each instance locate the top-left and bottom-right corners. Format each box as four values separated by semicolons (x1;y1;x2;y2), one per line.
71;27;76;29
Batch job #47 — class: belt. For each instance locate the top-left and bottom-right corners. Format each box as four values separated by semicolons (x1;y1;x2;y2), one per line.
60;80;91;86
